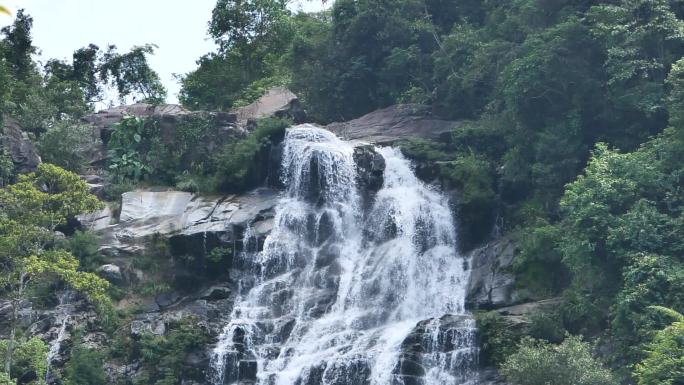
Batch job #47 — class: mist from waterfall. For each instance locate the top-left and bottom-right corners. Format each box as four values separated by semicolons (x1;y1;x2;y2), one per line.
210;124;477;385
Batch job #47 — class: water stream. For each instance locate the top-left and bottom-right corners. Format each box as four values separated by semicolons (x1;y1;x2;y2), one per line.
45;290;73;383
209;125;477;385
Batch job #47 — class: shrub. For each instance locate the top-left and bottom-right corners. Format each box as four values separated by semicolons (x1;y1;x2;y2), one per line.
501;335;617;385
63;342;106;385
398;138;451;162
528;310;566;344
611;255;684;364
107;115;154;182
207;246;232;263
476;312;523;366
215;117;288;192
60;230;103;271
37;121;100;173
137;317;209;385
513;224;568;298
440;154;496;248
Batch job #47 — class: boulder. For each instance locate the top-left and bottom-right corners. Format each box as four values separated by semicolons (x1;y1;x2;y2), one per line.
327;104;458;145
466;237;519;309
234;87;305;129
95;264;124;285
0;117;41;174
130;317;166;337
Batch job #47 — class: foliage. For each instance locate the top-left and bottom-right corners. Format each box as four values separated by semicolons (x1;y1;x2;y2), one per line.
0;10;166;134
513;224;567;299
107;115;154;182
106;113;229;190
215;117;288;192
0;146;13;187
37;121;100;173
0;337;48;382
440;154;496;248
528;310;566;344
60;230;104;272
475;312;523;367
137;317;209;385
180;0;295;110
0;164;109;375
399;138;451;162
0;163;102;229
633;307;684;385
0;372;11;385
501;335;618;385
62;342;106;385
207;246;232;264
98;44;167;104
611;254;684;363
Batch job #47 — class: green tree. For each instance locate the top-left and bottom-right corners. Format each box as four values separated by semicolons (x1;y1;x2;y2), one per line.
37;121;101;173
0;337;48;382
634;307;684;385
180;0;295;111
0;164;108;375
99;44;167;104
501;335;618;385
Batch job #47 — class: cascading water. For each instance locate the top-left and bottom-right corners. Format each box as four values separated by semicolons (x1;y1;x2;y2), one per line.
210;124;477;385
45;290;73;383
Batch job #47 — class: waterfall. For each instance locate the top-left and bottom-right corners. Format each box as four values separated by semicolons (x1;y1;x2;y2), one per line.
210;125;477;385
45;290;73;383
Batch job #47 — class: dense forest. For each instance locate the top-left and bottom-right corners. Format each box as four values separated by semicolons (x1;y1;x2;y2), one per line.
0;1;683;385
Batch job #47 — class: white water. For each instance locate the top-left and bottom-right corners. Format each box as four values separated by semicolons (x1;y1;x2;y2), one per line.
210;125;477;385
45;291;73;383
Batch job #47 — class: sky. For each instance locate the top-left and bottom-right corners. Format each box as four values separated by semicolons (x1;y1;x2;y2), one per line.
0;0;330;104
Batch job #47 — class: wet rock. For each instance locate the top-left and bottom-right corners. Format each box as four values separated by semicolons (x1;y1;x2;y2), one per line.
0;117;41;175
466;237;519;309
353;145;385;202
327;104;457;145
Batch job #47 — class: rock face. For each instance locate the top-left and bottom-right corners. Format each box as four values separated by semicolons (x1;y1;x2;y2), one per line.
80;188;279;256
0;117;41;174
95;264;124;285
327;104;458;144
234;86;305;129
492;298;563;325
80;103;240;170
466;237;519;309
